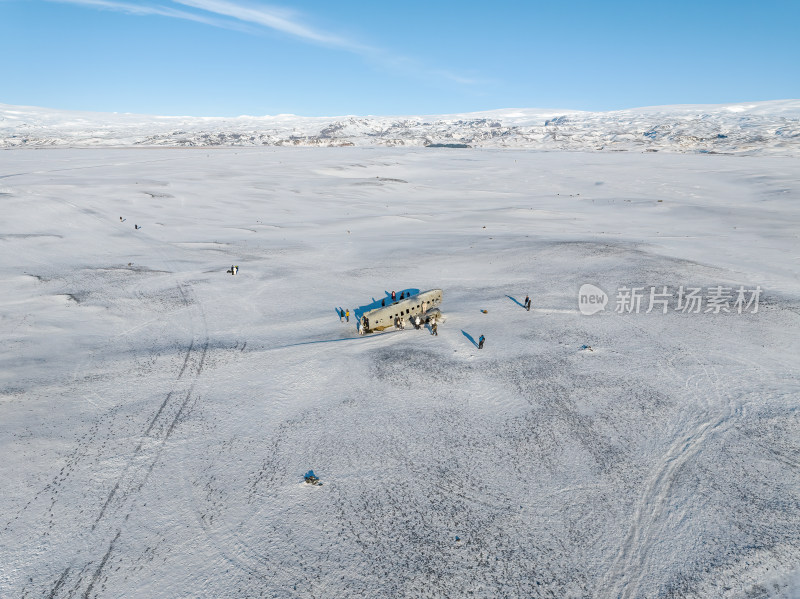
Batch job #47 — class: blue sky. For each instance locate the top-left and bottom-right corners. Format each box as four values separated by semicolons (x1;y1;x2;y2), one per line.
1;0;798;116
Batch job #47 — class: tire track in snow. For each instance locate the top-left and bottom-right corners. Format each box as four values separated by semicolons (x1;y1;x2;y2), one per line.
91;288;204;529
607;415;730;599
47;567;70;599
177;338;195;378
81;530;121;599
41;271;209;597
4;240;199;533
46;296;208;598
601;319;735;599
7;156;216;598
95;288;207;516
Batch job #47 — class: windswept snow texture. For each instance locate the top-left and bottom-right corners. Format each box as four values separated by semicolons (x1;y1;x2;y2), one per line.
1;147;799;599
1;100;799;155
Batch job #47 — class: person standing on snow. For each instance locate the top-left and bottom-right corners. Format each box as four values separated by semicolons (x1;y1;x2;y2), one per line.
478;335;485;349
432;322;438;336
345;309;350;322
524;295;530;309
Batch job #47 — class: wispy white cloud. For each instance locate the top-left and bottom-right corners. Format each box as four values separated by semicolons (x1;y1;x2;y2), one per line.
173;0;368;51
47;0;482;87
46;0;253;31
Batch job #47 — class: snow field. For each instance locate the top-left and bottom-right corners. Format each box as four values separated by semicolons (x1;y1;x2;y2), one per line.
1;147;799;598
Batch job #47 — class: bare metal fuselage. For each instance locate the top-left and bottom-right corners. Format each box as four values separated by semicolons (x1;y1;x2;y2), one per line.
360;289;443;334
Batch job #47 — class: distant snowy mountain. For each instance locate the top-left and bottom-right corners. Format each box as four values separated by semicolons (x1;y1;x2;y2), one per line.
1;100;799;155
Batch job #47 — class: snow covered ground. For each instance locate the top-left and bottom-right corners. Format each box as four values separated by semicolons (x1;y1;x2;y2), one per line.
1;146;799;598
2;100;799;155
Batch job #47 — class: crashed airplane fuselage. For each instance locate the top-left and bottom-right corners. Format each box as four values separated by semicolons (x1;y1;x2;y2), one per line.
360;289;443;334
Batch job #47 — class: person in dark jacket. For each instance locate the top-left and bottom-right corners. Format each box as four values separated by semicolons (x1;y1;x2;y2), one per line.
391;290;396;301
478;335;485;349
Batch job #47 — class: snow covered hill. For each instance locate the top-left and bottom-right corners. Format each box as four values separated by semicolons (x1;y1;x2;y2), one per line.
1;100;799;155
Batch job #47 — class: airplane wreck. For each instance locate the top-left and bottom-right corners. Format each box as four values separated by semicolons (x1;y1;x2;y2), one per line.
359;289;443;334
